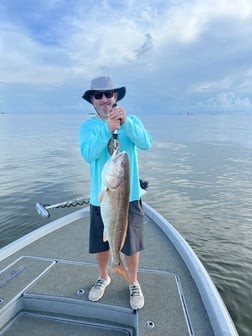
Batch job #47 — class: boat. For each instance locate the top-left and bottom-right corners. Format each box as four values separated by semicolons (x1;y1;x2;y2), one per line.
0;202;238;335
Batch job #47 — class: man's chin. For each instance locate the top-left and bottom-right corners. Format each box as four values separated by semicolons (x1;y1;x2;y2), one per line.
97;109;108;118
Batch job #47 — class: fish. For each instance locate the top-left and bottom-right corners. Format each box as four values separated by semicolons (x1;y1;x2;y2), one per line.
99;150;130;282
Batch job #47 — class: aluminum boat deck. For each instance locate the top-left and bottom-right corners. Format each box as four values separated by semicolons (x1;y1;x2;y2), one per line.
0;204;237;335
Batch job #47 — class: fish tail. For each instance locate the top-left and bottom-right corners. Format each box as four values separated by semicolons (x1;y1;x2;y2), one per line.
112;262;129;283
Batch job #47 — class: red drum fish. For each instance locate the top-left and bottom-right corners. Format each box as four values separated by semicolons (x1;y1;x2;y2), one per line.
99;151;130;281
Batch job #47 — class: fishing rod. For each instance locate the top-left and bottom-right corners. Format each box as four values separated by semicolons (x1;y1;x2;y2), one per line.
112;103;120;152
107;103;121;154
35;179;148;218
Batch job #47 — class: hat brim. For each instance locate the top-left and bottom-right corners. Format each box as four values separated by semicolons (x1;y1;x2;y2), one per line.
82;87;126;104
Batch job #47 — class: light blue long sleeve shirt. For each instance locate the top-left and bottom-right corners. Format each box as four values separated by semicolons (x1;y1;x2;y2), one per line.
79;114;152;206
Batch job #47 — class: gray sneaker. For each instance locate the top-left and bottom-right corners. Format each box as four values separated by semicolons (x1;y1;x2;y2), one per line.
129;282;144;310
88;276;111;302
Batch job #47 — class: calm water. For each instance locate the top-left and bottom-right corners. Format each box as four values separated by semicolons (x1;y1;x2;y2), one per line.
0;112;252;335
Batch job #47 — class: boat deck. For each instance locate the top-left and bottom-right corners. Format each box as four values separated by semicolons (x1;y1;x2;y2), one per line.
0;206;216;335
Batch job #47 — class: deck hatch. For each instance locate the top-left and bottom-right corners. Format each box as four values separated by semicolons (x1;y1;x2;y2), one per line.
0;257;54;310
138;270;191;335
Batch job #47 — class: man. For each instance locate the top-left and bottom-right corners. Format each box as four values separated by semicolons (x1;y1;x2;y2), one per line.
79;76;152;310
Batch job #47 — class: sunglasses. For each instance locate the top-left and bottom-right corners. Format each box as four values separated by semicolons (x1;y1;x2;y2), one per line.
92;91;114;100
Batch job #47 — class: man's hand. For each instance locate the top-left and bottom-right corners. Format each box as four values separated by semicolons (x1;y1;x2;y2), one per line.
107;105;126;131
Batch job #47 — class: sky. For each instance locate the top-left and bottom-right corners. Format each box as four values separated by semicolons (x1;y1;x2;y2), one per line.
0;0;252;114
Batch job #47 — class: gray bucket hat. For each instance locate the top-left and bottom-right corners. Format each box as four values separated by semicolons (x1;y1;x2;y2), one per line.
82;76;126;104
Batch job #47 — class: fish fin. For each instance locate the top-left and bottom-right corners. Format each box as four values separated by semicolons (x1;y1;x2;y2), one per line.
112;262;129;283
99;192;103;203
103;231;108;242
99;190;105;203
99;188;109;203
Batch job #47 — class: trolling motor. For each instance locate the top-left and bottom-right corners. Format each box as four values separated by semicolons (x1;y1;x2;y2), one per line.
35;179;149;218
35;197;90;218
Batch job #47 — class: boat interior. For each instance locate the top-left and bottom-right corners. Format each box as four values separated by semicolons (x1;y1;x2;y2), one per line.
0;204;220;335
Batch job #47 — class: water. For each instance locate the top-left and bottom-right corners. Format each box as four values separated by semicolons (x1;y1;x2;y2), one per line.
0;112;252;335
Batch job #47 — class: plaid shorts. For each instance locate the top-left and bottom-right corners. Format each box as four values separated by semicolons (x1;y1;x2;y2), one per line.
89;200;144;256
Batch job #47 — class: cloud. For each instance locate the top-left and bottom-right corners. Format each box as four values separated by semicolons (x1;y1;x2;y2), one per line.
1;0;252;113
196;92;252;111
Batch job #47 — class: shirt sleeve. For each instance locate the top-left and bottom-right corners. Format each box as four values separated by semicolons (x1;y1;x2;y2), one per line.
79;118;112;163
121;115;152;150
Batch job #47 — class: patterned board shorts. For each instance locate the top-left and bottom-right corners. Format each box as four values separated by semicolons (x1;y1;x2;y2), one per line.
89;200;144;256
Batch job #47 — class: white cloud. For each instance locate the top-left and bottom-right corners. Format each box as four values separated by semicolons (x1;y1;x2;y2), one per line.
2;0;252;80
1;0;252;112
196;92;252;110
191;78;233;93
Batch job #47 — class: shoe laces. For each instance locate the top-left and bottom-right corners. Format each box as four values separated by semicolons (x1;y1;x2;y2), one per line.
94;278;105;289
130;284;141;297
